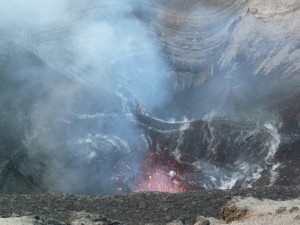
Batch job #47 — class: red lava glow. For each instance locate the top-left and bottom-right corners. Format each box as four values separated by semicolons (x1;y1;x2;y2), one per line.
114;153;203;193
135;169;186;193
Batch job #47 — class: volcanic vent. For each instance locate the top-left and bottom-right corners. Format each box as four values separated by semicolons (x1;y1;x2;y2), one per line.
0;0;300;195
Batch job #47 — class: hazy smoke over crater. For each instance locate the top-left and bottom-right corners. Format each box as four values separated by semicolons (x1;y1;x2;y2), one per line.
1;0;300;194
0;0;173;194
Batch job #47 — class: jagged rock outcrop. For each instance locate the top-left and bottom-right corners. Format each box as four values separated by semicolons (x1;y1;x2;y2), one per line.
0;185;299;225
0;188;300;225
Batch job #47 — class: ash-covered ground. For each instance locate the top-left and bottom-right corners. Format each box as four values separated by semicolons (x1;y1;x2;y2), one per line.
0;185;300;225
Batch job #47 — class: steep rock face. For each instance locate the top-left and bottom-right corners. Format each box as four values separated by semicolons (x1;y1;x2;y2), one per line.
3;0;298;115
9;0;300;103
148;0;300;116
131;0;300;190
137;112;280;189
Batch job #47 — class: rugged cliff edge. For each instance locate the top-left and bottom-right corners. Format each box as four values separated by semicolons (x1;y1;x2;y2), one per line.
0;185;300;225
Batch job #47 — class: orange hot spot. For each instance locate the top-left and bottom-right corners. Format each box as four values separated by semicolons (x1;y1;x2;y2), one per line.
135;170;180;193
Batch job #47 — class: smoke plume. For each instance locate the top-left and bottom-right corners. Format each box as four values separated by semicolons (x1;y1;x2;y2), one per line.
1;0;300;194
0;0;172;194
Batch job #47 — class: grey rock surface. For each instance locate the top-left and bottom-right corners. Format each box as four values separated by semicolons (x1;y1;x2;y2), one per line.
0;185;299;225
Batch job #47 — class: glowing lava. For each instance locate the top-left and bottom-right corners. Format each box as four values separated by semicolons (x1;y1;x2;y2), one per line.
113;153;203;193
135;169;185;193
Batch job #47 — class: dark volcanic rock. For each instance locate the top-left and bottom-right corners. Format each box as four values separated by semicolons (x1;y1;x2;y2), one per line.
0;185;299;225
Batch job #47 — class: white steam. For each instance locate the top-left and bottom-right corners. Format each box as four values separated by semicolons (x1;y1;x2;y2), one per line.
0;0;172;194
